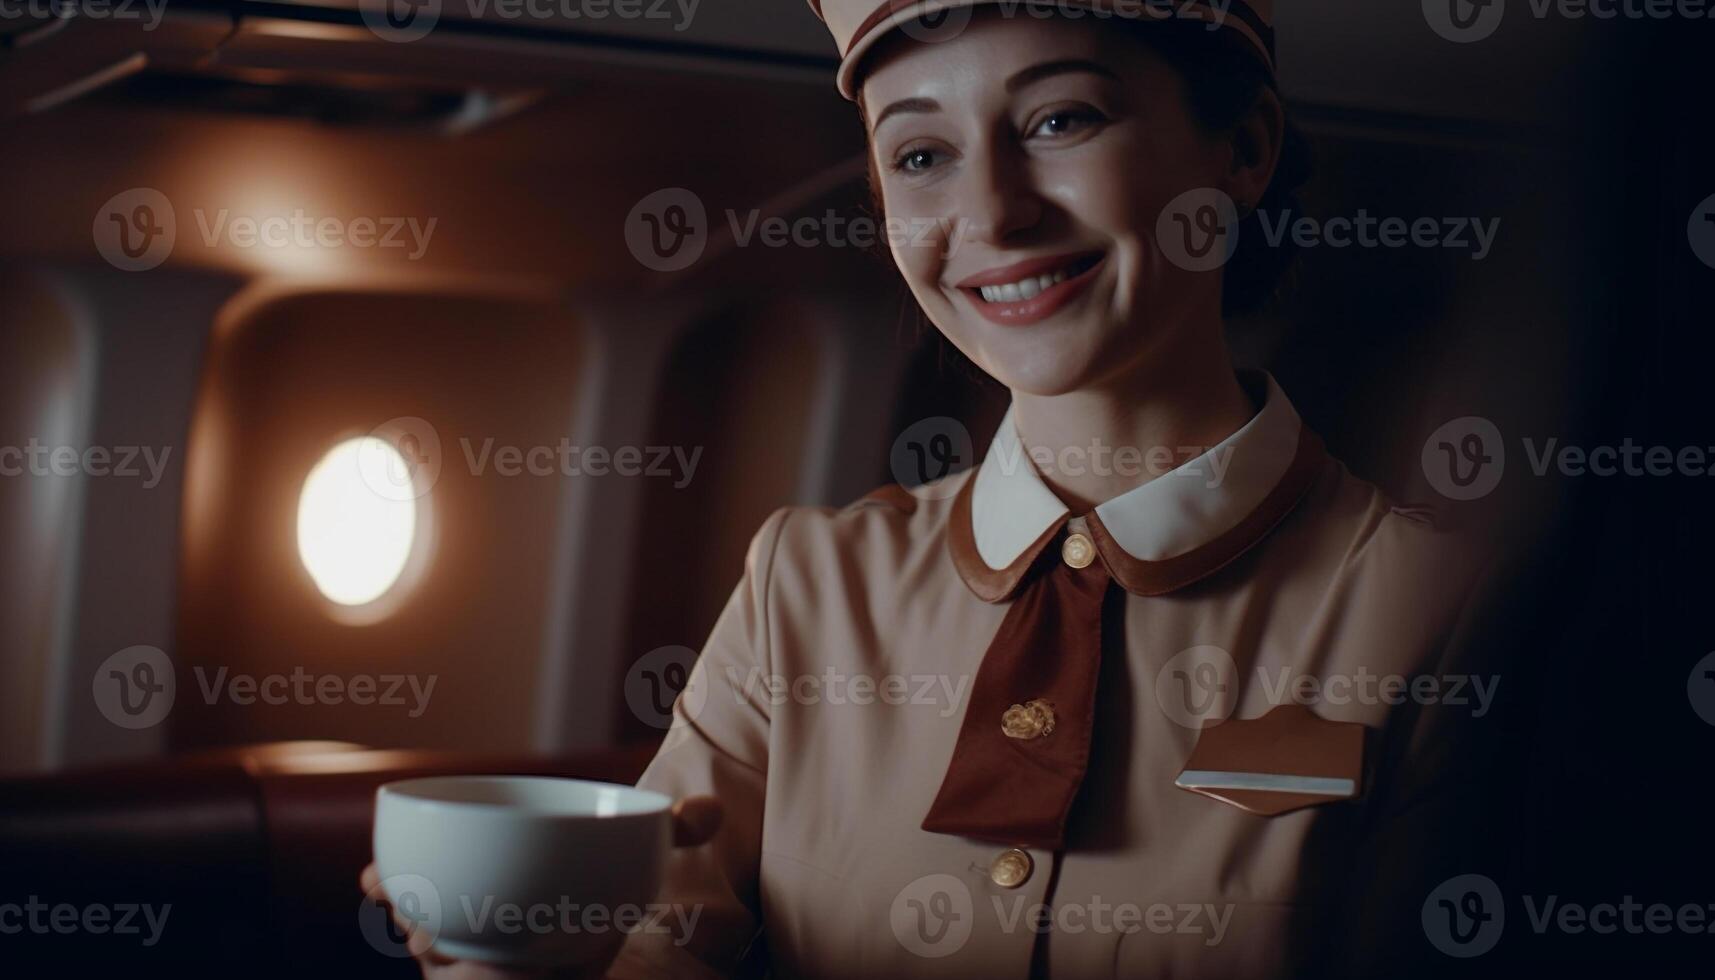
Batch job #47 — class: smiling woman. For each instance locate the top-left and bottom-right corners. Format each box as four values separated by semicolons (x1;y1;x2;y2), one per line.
364;3;1496;979
858;17;1310;325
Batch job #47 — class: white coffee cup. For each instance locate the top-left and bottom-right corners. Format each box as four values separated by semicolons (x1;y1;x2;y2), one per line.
373;776;673;967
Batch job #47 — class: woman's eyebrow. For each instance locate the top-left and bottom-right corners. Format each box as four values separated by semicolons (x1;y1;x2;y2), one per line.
871;96;941;131
1005;59;1120;93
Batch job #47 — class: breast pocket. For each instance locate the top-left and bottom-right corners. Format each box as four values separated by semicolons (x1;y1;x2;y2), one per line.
1174;704;1369;817
1162;704;1377;915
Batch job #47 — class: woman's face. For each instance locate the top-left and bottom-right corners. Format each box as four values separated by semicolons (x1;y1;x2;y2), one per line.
862;15;1247;396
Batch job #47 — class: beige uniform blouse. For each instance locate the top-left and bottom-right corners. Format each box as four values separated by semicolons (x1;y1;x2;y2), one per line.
613;373;1489;979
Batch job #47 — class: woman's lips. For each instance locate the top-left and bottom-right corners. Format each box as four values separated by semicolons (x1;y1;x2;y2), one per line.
953;252;1105;326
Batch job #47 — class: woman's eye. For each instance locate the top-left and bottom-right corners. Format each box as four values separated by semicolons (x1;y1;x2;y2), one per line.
1029;108;1103;140
893;147;939;173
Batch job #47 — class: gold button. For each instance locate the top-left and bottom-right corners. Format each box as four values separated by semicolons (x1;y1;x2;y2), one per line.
1061;532;1094;568
1001;699;1055;740
989;848;1033;889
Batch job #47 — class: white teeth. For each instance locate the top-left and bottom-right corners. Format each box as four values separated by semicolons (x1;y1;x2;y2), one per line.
977;268;1071;304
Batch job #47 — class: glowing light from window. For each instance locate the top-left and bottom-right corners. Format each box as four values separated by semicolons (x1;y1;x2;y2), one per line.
297;437;419;609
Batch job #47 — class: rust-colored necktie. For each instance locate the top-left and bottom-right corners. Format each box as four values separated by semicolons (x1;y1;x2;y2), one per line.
922;525;1115;850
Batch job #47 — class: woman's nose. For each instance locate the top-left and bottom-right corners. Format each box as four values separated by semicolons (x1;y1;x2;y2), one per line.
954;145;1044;247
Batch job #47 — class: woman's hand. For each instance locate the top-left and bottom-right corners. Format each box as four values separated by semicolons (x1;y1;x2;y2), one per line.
359;795;723;980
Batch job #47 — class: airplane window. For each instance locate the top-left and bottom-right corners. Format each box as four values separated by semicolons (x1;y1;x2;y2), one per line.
295;436;422;613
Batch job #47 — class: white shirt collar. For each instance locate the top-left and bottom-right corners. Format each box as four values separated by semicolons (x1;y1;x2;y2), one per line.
970;372;1305;571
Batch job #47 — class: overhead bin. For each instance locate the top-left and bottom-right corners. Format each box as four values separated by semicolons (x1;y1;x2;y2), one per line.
5;0;1611;129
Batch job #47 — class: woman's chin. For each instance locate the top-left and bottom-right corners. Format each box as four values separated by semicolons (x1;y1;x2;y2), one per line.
974;356;1108;398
